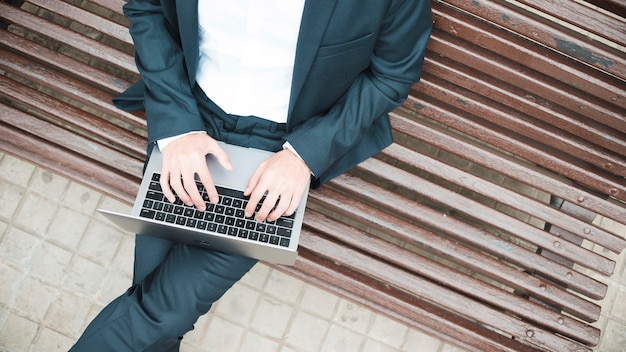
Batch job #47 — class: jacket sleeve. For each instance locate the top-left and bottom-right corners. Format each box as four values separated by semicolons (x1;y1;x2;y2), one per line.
284;0;432;185
122;0;206;144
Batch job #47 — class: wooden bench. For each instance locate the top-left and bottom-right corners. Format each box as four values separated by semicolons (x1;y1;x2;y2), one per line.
1;0;625;351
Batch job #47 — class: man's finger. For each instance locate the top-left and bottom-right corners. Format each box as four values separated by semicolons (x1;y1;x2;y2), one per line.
159;172;176;203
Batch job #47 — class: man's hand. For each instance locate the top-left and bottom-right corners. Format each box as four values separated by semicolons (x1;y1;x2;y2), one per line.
244;149;311;222
160;132;232;211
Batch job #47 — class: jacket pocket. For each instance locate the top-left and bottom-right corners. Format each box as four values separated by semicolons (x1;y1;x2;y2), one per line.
316;33;375;59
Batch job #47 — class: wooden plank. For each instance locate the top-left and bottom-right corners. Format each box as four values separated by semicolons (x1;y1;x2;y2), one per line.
319;174;605;316
88;0;126;16
0;24;137;95
0;46;145;133
355;156;615;277
27;0;132;44
515;0;626;48
295;212;594;351
422;51;626;158
0;105;143;180
0;106;141;204
382;142;625;254
405;90;626;204
0;74;145;159
282;248;542;352
431;2;626;125
390;110;626;248
0;2;136;73
440;0;626;80
307;189;601;343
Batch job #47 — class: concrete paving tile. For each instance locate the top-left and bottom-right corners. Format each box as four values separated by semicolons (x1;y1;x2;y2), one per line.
597;319;626;352
198;315;246;351
284;310;329;352
0;220;6;239
96;270;132;306
442;343;470;352
78;220;124;265
97;195;132;214
264;269;305;305
32;327;74;352
28;168;69;202
0;261;24;307
299;284;339;320
0;312;39;351
64;256;108;297
368;314;410;350
251;295;294;340
14;192;59;235
44;292;93;338
62;182;101;215
609;284;626;324
179;313;212;349
0;154;35;187
241;263;271;288
239;330;281;352
400;329;443;352
0;226;41;268
29;241;73;286
362;338;403;352
13;276;56;323
321;324;364;351
0;181;25;221
213;282;261;327
46;206;91;251
108;233;135;277
333;299;374;335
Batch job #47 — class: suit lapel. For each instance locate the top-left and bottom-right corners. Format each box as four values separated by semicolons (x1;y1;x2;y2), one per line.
176;0;200;86
288;0;338;120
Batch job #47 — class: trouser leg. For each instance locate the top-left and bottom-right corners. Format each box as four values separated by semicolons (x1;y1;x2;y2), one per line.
70;241;257;351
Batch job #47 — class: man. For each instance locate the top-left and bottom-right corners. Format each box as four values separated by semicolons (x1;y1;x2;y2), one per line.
71;0;431;350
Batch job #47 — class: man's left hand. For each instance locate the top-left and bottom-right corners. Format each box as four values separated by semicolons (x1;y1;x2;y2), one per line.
244;149;311;222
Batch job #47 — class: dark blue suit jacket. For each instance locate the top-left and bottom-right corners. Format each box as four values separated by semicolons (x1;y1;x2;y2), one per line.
114;0;432;187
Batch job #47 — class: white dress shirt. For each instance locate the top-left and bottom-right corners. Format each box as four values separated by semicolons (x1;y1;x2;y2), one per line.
158;0;305;150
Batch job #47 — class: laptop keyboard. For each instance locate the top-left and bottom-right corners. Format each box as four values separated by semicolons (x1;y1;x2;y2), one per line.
138;173;294;247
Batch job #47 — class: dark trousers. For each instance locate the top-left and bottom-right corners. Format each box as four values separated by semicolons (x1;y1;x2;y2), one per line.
70;85;288;351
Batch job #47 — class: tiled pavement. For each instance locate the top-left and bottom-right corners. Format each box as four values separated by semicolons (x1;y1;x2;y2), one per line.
0;151;625;352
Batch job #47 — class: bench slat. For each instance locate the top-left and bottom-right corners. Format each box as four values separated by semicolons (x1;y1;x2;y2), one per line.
423;51;626;160
0;106;141;203
383;142;625;254
0;2;135;73
0;74;145;159
27;0;132;44
356;156;616;277
321;173;606;312
391;110;626;228
284;244;542;352
515;0;626;48
432;3;626;129
0;46;145;134
439;0;626;83
298;211;594;351
309;184;603;333
0;23;136;95
407;92;626;204
88;0;126;15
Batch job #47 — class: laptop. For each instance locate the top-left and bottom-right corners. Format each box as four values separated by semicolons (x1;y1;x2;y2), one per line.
98;142;309;265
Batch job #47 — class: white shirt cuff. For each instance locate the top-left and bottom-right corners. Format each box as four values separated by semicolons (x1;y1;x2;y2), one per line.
283;141;314;176
157;131;206;151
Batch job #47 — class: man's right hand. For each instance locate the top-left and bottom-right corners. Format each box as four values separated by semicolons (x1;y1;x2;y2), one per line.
159;132;232;211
